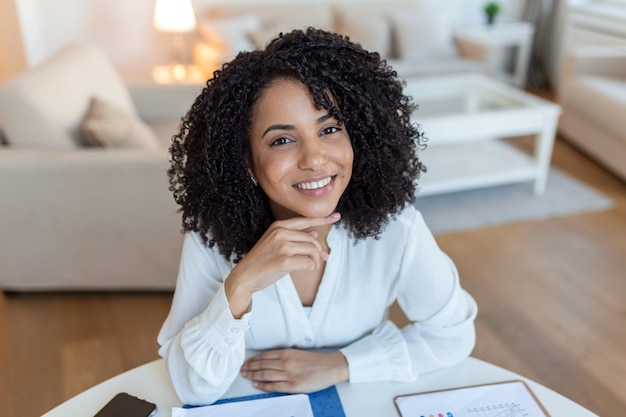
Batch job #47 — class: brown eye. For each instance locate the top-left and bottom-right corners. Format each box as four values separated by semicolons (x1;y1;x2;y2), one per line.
270;137;293;146
321;126;340;136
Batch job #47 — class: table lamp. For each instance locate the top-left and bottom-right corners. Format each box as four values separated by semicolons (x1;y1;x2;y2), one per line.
153;0;197;82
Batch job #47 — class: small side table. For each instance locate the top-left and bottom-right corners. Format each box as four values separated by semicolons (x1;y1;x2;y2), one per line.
454;22;534;87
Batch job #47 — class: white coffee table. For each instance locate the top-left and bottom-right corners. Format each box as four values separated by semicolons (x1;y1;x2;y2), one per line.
405;73;561;197
42;357;598;417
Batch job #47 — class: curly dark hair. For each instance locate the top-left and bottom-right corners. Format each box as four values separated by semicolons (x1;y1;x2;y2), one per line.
169;28;425;261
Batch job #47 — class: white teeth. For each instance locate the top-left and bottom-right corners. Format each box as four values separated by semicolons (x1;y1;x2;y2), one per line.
296;177;332;190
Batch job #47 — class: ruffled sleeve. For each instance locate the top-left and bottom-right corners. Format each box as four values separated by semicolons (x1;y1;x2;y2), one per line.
339;320;414;382
157;233;251;405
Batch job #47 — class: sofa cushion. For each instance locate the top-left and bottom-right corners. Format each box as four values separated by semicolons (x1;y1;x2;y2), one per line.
248;27;278;50
389;56;488;80
334;10;392;58
208;3;333;32
0;119;7;146
206;3;334;52
81;97;161;150
560;75;626;144
149;119;181;148
390;11;456;60
0;42;136;149
197;14;262;62
247;21;329;50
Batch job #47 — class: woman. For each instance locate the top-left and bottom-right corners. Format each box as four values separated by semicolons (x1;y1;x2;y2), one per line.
158;28;477;405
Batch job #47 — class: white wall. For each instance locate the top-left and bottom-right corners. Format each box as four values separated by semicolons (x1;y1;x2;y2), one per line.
16;0;162;77
0;0;26;82
15;0;529;79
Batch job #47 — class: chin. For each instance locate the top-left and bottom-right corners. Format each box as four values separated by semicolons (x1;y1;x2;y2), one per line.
303;209;336;219
274;203;338;220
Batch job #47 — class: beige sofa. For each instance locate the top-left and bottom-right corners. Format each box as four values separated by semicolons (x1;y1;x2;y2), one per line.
0;43;201;291
192;1;491;81
557;46;626;182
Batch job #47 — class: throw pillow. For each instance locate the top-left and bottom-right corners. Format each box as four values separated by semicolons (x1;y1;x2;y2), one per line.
197;14;262;62
249;25;285;50
390;12;457;60
81;97;161;150
0;120;7;146
334;10;392;58
249;24;310;50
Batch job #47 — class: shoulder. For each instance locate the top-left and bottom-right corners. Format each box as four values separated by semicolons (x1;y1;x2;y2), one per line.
340;205;434;280
183;231;212;255
371;205;436;258
349;204;429;248
181;231;235;271
384;204;427;238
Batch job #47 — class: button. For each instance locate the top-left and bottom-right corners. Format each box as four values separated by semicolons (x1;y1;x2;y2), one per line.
230;327;240;334
224;337;233;345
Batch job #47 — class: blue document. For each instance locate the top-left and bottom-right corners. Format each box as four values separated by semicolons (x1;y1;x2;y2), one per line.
181;386;346;417
214;386;346;417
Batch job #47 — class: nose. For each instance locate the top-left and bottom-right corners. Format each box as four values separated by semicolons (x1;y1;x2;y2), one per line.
298;137;328;171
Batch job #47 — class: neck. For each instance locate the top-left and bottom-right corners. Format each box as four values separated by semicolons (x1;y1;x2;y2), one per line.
312;223;333;249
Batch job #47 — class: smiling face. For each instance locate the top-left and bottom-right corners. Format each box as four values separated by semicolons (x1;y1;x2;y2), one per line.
248;78;354;220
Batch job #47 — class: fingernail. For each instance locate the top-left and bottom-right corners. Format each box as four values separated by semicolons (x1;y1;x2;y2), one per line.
331;212;341;219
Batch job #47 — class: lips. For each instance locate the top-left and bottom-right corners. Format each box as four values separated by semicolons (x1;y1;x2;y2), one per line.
294;176;334;190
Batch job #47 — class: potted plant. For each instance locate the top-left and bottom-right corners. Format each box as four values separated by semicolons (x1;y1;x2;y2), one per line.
484;2;501;25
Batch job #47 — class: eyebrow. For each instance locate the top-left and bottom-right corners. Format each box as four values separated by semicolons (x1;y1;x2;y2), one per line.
261;113;335;139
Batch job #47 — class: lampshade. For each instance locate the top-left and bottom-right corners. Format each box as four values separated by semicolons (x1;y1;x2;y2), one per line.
153;0;197;33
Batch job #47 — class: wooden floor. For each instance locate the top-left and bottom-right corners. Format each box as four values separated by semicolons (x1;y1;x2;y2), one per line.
1;137;625;417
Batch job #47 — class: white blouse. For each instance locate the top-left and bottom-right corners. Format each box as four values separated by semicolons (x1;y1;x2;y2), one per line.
158;205;477;405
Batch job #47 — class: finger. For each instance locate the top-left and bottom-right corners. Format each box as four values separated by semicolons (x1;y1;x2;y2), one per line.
252;380;302;393
241;358;285;372
243;368;287;382
284;248;327;270
242;351;285;369
264;222;335;266
274;228;324;248
273;238;328;269
274;213;341;232
263;227;325;258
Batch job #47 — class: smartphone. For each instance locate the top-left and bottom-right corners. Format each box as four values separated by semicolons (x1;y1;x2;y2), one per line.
94;392;157;417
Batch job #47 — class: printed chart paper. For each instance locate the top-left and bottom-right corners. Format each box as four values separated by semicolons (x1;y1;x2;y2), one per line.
172;393;314;417
395;380;550;417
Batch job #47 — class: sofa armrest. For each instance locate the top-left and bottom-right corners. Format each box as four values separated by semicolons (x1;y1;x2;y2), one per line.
128;83;203;122
0;147;170;168
562;46;626;79
0;148;183;290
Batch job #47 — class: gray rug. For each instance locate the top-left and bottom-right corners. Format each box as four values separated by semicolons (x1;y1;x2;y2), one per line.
413;168;614;234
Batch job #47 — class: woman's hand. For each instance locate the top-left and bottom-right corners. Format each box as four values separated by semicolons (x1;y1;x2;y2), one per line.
240;349;349;393
225;213;341;318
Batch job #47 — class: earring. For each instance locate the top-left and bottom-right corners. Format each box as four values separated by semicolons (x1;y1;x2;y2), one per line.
250;175;258;186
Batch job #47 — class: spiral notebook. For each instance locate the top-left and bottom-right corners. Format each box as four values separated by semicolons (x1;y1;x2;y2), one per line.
394;380;551;417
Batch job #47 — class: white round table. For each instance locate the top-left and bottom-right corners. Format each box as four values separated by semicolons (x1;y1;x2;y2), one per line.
42;357;598;417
